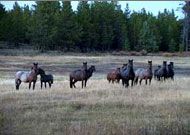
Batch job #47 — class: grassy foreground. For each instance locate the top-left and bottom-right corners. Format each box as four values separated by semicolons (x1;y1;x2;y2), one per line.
0;55;190;135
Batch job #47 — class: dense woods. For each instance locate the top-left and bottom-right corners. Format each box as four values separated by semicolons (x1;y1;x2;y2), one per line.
0;1;183;52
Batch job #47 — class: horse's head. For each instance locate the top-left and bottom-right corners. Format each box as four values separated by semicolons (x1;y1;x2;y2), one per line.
90;65;96;72
32;62;39;74
148;60;152;68
128;59;133;68
163;61;167;67
82;62;87;70
170;62;174;69
38;68;45;75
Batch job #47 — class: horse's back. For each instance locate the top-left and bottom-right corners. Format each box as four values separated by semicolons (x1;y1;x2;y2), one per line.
70;70;85;80
15;71;30;82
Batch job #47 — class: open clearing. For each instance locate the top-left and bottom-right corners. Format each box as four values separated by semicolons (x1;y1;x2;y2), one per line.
0;55;190;135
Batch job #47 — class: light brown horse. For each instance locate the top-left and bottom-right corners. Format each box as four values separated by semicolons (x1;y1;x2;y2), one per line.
134;60;153;85
107;68;121;83
15;63;39;90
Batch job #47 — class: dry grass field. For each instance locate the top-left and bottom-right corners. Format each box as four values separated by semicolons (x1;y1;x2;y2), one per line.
0;54;190;135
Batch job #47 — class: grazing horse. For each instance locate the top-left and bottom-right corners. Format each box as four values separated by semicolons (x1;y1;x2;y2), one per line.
134;60;153;85
15;63;39;90
107;68;121;83
38;68;54;89
154;65;161;80
70;65;96;88
120;59;135;88
166;62;174;80
156;61;167;81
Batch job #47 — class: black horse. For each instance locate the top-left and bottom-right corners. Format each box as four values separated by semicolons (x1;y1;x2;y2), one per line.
154;65;161;80
166;62;174;80
120;59;135;88
156;61;168;81
70;65;96;88
38;68;54;89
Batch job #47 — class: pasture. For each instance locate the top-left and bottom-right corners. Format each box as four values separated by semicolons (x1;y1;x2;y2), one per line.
0;55;190;135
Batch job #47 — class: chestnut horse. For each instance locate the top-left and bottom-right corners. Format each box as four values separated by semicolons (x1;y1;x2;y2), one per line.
15;63;39;90
107;68;121;83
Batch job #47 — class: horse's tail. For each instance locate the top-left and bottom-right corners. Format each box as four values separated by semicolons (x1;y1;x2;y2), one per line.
70;76;73;88
15;78;20;90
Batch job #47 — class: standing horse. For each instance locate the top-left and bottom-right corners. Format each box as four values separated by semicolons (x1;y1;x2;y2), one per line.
154;65;161;80
38;68;54;89
15;63;39;90
166;62;174;80
70;65;96;88
120;59;135;88
134;60;153;85
156;61;167;81
107;68;121;83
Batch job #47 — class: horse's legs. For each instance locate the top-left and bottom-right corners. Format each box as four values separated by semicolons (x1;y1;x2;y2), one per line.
145;79;147;85
73;80;77;88
45;82;47;88
131;79;134;87
33;81;36;90
139;79;142;85
149;78;152;85
112;80;114;84
29;82;31;89
41;81;43;89
49;82;51;88
85;79;87;87
82;80;84;88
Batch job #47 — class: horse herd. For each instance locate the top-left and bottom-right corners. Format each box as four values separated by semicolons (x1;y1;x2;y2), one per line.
14;60;174;90
107;60;174;88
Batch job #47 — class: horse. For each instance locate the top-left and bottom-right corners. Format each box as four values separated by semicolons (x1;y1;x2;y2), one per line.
166;62;174;80
134;60;153;85
107;68;121;83
154;65;161;80
15;63;39;90
120;59;135;88
70;65;96;88
38;68;54;89
156;61;167;81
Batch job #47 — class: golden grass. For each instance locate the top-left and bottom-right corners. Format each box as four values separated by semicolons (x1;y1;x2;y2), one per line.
0;55;190;135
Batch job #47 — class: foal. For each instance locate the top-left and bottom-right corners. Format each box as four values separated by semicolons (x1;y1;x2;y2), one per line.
134;60;153;85
38;68;54;89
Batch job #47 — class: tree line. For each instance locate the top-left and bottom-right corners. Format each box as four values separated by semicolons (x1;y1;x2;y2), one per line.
0;1;183;52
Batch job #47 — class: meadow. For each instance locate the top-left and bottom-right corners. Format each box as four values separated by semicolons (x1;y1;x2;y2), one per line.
0;54;190;135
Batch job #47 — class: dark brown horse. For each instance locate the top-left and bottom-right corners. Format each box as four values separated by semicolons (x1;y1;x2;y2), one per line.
120;60;135;87
134;60;153;85
107;68;121;83
154;65;161;80
15;63;39;90
166;62;174;80
156;61;168;81
70;65;96;88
